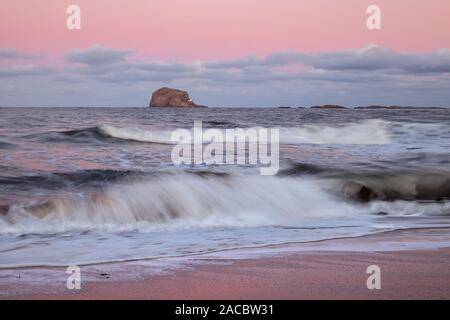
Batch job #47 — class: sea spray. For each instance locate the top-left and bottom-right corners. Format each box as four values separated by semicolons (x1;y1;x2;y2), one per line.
2;172;450;236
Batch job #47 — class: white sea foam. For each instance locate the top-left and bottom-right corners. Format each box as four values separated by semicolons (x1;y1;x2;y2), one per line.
279;119;392;144
98;124;174;144
98;120;393;145
97;119;443;145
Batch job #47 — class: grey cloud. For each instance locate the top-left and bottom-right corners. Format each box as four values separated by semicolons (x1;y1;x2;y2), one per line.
65;46;133;66
205;56;261;69
136;62;198;73
0;48;46;60
301;46;450;73
0;65;55;77
204;51;303;69
205;45;450;74
59;44;450;86
2;45;450;107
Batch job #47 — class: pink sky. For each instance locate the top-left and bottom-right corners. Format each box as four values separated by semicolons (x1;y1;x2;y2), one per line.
1;0;450;63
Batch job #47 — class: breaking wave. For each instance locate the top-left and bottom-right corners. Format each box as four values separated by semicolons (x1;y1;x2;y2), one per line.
98;120;394;145
23;119;444;145
279;119;392;144
97;125;174;144
1;171;449;236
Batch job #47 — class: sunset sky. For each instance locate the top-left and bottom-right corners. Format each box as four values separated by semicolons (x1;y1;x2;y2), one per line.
1;0;450;107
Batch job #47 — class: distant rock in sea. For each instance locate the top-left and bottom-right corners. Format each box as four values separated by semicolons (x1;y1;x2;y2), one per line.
355;105;412;110
310;104;347;109
149;87;207;108
355;105;445;110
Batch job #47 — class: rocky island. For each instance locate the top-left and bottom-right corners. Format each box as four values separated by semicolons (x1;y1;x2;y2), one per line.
149;87;207;108
355;105;445;110
310;104;347;109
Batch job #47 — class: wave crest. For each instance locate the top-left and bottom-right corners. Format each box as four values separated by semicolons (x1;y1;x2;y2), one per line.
1;172;449;235
25;119;395;145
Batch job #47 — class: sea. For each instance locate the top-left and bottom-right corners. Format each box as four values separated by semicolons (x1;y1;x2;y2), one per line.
0;107;449;268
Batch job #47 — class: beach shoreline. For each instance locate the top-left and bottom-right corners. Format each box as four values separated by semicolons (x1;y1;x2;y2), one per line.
2;228;450;300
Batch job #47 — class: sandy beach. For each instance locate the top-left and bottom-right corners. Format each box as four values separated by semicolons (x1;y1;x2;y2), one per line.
3;228;450;300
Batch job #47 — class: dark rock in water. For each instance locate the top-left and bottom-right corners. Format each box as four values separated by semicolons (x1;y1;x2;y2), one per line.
278;163;325;176
0;205;9;215
149;87;207;108
416;176;450;200
339;171;450;202
355;105;445;110
311;104;347;109
355;105;397;109
341;181;376;202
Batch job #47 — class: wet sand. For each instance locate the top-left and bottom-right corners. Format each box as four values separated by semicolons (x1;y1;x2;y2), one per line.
3;229;450;300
